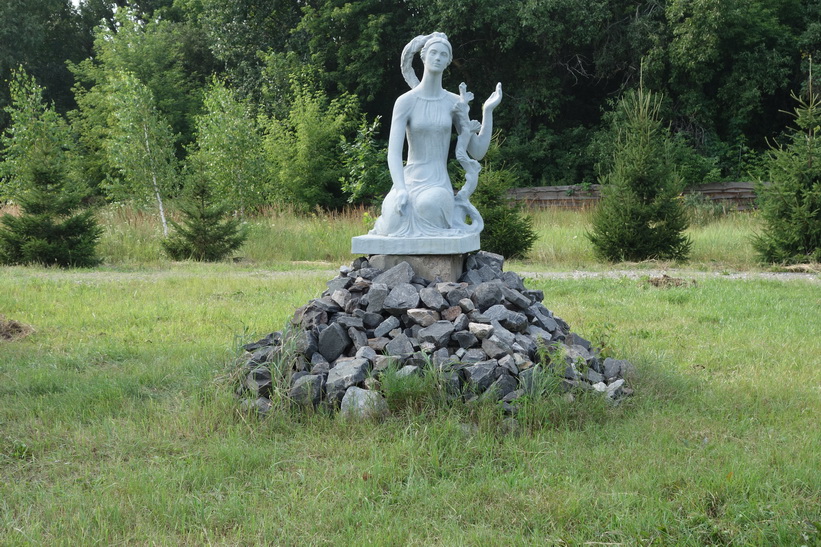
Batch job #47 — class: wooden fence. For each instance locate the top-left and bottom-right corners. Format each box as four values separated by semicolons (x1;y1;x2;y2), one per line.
508;182;759;211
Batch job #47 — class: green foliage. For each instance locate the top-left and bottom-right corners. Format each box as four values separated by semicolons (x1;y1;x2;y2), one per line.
754;78;821;264
0;69;101;267
471;165;538;259
187;78;266;213
263;82;360;211
339;116;390;205
588;87;692;262
162;175;247;262
104;70;178;236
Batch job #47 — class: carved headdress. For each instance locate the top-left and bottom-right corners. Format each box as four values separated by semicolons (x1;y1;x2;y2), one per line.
400;32;451;89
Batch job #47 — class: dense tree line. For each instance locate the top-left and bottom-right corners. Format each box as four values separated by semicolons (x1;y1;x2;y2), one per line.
1;0;820;208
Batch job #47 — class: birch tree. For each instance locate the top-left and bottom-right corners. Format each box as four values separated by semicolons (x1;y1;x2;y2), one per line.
104;70;177;236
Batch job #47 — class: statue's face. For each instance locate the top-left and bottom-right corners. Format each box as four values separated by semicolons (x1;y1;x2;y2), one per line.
422;42;451;73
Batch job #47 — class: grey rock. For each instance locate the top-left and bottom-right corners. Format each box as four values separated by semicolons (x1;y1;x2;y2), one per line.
462;348;488;363
361;312;383;330
482;372;518;401
452;313;470;332
441;305;462;321
374;316;401;339
604;358;629;380
498;354;519;377
418;320;455;347
471;281;505;311
514;333;538;359
466;251;504;273
348;327;369;351
310;359;330;376
567;333;592;352
355;346;377;363
526;325;553;345
396;365;421;378
464;360;499;392
482;335;511;359
407;308;439;327
340;387;389;420
383;283;420;315
458;298;476;313
502;388;525;403
335;315;364;330
331;289;351;309
245;366;272;397
366;283;389;313
501;271;525;291
502;286;532;311
586;369;605;384
432;347;454;369
446;285;471;307
293;330;318;358
289;374;323;407
318;322;351;362
461;269;484;286
606;379;625;399
419;286;448;311
368;337;390;352
374;354;400;373
484;305;528;332
490;320;516;346
241;397;273;415
453;330;478;349
326;358;370;403
477;264;499;282
469;322;494;339
250;345;276;365
385;333;415;356
326;276;353;293
372;261;414;289
313;296;342;313
522;289;544;303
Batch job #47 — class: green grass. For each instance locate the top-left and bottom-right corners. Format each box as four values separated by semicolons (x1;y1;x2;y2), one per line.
92;203;768;271
1;263;819;544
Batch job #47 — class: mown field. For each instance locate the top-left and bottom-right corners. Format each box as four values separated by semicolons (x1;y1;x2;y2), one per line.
1;207;819;544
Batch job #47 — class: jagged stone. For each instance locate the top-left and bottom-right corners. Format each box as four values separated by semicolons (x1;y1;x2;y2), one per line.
385;333;415;356
462;348;488;364
245;366;272;397
407;308;440;327
464;360;498;392
501;271;525;291
326;358;370;403
452;313;469;332
396;365;421;378
445;285;470;307
441;305;462;321
348;327;369;351
418;320;455;347
340;386;389;420
318;322;351;362
498;354;519;377
482;372;518;401
458;298;476;313
419;286;448;311
472;281;505;312
372;261;414;289
469;322;494;340
453;330;478;349
366;283;389;313
502;286;531;311
368;337;390;352
355;346;377;363
290;374;323;407
484;305;528;332
482;335;511;359
374;316;401;338
336;315;364;330
466;251;503;273
383;283;420;315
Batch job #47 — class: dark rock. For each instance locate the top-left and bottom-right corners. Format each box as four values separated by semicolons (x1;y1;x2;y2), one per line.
418;321;455;347
526;325;552;345
326;358;370;403
501;271;525;291
356;267;383;280
368;337;390;352
452;313;469;332
502;286;532;311
498;354;519;377
355;346;377;363
241;397;273;415
396;365;421;378
502;389;525;403
466;251;504;273
523;289;544;303
385;333;415;356
374;316;401;338
469;322;494;340
464;360;498;392
372;261;414;289
336;315;364;330
485;305;528;332
453;330;478;349
476;265;499;282
458;298;476;312
586;369;605;384
310;360;330;376
514;333;538;359
471;281;504;311
489;320;516;346
604;358;630;380
432;347;454;369
462;348;488;363
419;286;448;311
245;366;272;397
366;283;389;313
318;322;351;362
313;296;342;313
361;311;383;330
383;283;420;315
482;335;511;359
482;372;518;401
348;327;369;351
351;257;369;270
250;345;277;365
567;333;592;352
290;374;323;407
445;285;470;307
461;269;484;286
299;307;328;330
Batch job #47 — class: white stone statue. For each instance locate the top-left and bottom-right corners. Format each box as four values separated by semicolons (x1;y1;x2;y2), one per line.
351;32;502;255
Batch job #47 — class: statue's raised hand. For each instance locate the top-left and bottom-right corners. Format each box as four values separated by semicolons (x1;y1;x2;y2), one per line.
483;83;503;112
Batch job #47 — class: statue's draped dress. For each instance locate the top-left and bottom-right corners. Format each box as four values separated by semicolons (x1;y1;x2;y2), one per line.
371;91;469;237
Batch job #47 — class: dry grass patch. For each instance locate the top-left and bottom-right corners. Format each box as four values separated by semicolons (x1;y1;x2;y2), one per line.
0;315;34;342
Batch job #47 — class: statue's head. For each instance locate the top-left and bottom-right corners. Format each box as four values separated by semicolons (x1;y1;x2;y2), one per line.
420;32;452;70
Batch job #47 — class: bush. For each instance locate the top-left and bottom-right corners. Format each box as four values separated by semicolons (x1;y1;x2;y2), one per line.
588;88;691;262
753;84;821;264
471;166;539;259
162;175;248;261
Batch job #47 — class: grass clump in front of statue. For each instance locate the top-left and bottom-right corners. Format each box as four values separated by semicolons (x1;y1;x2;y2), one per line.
753;63;821;265
588;86;691;262
162;175;248;262
0;69;101;268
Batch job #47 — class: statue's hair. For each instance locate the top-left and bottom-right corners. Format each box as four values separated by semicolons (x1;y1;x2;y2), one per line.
400;32;451;89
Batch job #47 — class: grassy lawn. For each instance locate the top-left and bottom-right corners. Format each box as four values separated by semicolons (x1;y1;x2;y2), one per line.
1;207;819;544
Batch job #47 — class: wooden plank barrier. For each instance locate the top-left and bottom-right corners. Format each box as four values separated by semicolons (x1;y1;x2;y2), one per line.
508;182;759;210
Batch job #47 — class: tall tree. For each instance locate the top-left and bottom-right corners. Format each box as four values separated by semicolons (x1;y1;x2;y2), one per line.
0;69;101;267
104;70;177;236
187;78;266;214
588;86;691;261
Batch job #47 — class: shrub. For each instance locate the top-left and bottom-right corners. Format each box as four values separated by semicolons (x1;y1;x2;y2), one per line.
588;87;691;262
162;175;247;261
471;166;539;259
753;81;821;264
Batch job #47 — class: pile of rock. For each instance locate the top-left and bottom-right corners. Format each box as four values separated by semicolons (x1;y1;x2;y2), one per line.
237;252;633;417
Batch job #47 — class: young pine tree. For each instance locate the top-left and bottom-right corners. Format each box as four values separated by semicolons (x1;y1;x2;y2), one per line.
0;69;101;268
753;65;821;264
588;87;691;262
162;175;248;262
